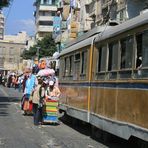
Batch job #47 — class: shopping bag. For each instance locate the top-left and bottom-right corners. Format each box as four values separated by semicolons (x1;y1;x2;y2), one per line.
23;100;29;111
29;101;33;111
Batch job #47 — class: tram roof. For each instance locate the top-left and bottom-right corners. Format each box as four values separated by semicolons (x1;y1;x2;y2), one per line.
59;34;98;56
95;11;148;42
60;12;148;57
64;26;111;48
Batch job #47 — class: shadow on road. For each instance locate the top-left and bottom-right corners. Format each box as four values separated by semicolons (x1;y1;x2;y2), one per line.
0;96;20;117
59;114;139;148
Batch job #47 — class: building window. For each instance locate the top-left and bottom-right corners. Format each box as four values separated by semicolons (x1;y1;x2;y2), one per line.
39;21;53;26
120;36;133;69
41;0;55;5
9;47;14;55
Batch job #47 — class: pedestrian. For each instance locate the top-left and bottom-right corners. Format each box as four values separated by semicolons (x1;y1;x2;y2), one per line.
22;68;38;115
46;80;61;100
32;76;43;124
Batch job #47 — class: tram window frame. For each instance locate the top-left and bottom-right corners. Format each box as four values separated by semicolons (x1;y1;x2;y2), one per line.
64;57;69;77
108;41;119;71
69;55;74;76
97;45;108;73
119;35;134;79
120;36;133;70
74;53;80;62
80;50;87;76
108;41;119;79
136;30;148;68
73;52;81;80
134;30;148;78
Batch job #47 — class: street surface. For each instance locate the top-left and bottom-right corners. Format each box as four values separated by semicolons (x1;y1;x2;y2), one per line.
0;85;130;148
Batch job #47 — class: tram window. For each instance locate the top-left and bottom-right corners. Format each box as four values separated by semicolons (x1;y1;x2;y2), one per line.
108;42;119;71
75;53;80;61
64;57;69;76
69;55;74;76
136;30;148;68
98;46;107;72
120;36;133;69
81;51;87;75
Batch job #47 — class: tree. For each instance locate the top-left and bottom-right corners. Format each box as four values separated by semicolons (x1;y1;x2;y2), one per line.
0;0;11;9
21;34;57;60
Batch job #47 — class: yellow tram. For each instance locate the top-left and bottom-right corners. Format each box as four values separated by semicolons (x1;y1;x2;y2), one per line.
58;12;148;141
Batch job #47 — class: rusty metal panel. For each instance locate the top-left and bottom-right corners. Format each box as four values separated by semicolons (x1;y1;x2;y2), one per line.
59;85;88;110
90;87;148;129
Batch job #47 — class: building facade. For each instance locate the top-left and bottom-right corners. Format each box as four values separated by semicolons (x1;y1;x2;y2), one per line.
34;0;58;40
0;11;4;40
54;0;148;52
0;32;28;71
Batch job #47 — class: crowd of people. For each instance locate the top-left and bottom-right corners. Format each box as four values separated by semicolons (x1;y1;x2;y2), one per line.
0;66;61;126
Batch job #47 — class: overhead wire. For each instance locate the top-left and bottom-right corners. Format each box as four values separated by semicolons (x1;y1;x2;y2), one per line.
5;0;15;23
99;0;116;39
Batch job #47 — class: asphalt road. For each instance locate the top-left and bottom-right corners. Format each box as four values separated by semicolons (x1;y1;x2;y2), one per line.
0;85;108;148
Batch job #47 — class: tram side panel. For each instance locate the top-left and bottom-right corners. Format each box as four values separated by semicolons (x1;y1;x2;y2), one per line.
60;84;88;109
91;87;117;119
59;48;91;122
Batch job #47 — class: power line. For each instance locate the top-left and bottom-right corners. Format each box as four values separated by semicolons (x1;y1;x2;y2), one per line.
5;0;15;23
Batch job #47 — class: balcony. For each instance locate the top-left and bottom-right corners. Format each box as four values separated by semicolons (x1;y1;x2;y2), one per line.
37;25;53;32
37;16;53;22
39;5;57;11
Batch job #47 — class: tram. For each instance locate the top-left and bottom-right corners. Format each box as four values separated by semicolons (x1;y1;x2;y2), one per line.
58;12;148;142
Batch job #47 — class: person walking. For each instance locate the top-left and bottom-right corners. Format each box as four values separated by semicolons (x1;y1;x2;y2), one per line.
23;68;38;115
32;76;43;125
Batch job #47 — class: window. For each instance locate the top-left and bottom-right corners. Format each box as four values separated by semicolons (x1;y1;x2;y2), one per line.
108;42;119;71
73;53;80;80
64;57;69;76
9;47;14;55
51;11;56;16
39;21;53;26
97;45;107;72
136;30;148;68
41;0;55;5
120;36;133;69
75;53;80;61
69;55;74;76
9;58;13;63
0;47;3;55
81;51;87;75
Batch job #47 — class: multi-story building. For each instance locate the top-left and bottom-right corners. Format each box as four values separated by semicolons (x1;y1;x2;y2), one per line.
0;11;4;40
54;0;148;52
0;32;28;71
34;0;58;40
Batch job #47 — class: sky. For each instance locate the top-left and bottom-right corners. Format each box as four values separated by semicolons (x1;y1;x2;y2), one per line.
3;0;35;36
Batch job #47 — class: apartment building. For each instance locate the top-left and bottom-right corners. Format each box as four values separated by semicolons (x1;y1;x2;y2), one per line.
0;11;4;40
54;0;148;52
0;32;28;71
34;0;58;40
